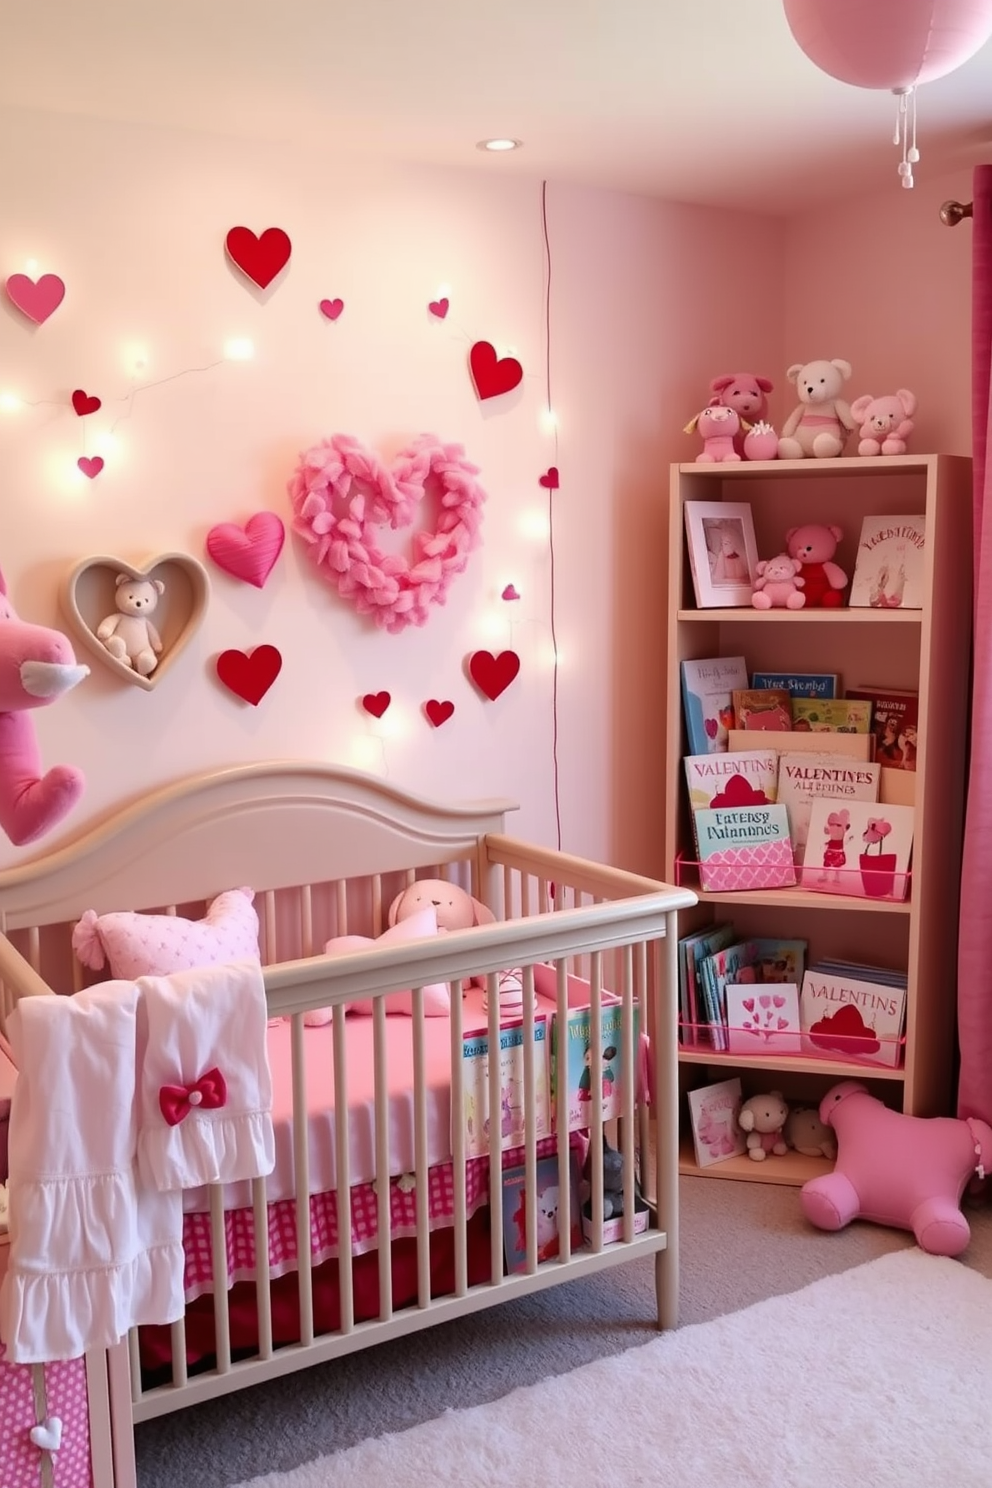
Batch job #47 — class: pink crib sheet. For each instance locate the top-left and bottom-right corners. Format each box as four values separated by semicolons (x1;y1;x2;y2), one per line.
182;987;536;1214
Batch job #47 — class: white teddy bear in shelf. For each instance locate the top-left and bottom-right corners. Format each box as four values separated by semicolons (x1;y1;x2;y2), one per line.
96;574;165;676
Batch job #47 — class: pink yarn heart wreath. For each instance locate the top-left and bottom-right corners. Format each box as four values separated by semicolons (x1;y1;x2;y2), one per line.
288;433;487;632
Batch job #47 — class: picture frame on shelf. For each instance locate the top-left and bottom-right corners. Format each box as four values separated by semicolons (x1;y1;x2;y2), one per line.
684;501;759;608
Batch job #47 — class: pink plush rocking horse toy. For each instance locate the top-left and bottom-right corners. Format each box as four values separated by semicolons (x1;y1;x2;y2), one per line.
0;565;88;845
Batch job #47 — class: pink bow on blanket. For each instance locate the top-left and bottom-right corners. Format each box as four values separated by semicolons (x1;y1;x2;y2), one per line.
158;1068;228;1128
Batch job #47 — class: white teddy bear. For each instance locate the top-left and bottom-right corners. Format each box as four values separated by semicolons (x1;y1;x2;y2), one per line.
96;574;165;676
778;358;856;459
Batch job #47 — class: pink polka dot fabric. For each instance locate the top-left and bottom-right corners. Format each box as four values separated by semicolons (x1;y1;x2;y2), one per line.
71;887;260;980
0;1349;91;1488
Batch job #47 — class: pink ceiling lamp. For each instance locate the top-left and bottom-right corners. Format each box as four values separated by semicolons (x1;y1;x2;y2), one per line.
783;0;992;186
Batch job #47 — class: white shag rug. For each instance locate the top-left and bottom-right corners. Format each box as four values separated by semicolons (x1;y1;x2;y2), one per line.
234;1249;992;1488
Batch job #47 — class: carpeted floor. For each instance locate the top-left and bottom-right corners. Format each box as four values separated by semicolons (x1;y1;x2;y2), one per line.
228;1249;992;1488
133;1176;992;1488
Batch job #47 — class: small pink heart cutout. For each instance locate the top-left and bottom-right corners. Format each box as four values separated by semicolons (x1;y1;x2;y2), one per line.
5;273;65;325
319;298;344;320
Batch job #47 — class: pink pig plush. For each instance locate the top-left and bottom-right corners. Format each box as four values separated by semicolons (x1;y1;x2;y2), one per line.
711;372;774;456
850;390;916;456
801;1081;992;1257
0;566;88;845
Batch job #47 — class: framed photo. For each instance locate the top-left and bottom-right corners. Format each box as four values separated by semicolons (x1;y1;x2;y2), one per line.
684;500;759;608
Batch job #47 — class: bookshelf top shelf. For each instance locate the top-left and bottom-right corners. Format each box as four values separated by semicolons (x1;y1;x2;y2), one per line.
676;454;962;480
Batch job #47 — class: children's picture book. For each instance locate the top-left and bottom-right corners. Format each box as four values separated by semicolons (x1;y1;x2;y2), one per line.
751;671;838;700
800;799;915;901
502;1150;583;1273
699;937;759;1050
678;921;736;1046
800;964;908;1069
686;1077;748;1167
732;687;793;732
846;686;920;771
461;1015;551;1157
681;656;749;754
684;501;760;608
777;752;881;861
725;981;802;1055
552;995;639;1133
848;514;927;610
692;803;797;893
683;749;779;812
726;729;870;762
751;936;808;988
791;699;872;734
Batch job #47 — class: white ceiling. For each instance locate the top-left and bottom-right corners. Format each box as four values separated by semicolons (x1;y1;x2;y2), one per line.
5;1;992;214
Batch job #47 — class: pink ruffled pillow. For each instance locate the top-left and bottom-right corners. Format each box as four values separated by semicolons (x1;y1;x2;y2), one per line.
72;888;260;981
303;908;447;1026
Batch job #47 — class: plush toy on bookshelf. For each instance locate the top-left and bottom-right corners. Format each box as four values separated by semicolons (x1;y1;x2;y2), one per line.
738;1091;790;1161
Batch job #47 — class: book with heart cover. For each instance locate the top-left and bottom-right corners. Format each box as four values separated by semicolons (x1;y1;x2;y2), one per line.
800;963;908;1069
692;803;797;892
725;981;802;1055
683;749;779;812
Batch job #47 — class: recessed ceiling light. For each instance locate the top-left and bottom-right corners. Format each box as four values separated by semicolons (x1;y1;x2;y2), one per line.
477;138;522;153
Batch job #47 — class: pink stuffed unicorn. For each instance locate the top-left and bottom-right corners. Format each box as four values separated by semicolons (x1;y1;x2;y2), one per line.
0;567;88;845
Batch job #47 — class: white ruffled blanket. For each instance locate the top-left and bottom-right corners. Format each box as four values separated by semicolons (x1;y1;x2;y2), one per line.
0;959;273;1364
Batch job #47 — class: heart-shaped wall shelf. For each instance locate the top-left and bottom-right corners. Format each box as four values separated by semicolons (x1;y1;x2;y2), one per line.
60;553;210;691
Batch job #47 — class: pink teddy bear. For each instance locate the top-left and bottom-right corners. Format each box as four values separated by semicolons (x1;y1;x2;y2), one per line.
751;553;805;610
850;390;917;456
683;403;745;463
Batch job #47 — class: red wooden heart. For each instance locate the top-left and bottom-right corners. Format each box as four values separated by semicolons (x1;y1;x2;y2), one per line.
216;644;282;705
469;341;523;401
469;649;520;701
77;456;104;479
206;512;285;588
225;227;292;289
539;466;560;489
428;298;449;319
71;389;101;417
319;298;344;320
425;699;454;727
362;691;391;719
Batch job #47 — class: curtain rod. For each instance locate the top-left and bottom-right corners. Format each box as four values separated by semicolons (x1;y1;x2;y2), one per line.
940;199;973;226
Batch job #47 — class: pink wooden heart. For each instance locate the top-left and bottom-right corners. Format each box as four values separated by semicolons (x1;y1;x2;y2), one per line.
319;298;344;320
5;273;65;324
428;298;449;318
501;584;520;601
206;512;285;588
77;456;104;479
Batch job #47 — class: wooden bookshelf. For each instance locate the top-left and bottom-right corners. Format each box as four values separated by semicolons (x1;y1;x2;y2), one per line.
665;454;973;1183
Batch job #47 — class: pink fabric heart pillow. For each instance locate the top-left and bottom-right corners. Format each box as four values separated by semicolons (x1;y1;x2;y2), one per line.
72;888;260;980
303;908;446;1026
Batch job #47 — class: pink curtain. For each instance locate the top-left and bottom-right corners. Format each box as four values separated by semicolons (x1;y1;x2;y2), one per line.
957;164;992;1126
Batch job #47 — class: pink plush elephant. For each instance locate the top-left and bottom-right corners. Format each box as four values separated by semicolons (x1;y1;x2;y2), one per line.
0;567;88;845
801;1080;992;1257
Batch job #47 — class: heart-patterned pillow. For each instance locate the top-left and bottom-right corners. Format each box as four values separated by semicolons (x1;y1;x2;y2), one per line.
288;433;487;633
61;552;210;690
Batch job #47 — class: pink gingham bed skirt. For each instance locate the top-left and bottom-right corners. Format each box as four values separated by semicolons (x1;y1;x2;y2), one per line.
181;1139;566;1300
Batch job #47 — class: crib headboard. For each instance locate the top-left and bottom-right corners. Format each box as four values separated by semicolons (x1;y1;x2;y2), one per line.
0;761;517;931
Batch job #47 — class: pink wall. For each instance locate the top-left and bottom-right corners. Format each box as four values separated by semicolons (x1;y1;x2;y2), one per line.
783;165;975;453
0;109;784;874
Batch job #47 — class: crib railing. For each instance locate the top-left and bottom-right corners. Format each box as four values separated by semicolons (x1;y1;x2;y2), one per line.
0;837;695;1467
